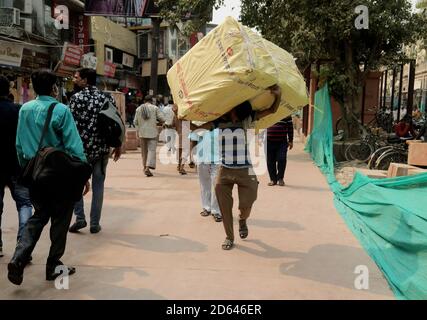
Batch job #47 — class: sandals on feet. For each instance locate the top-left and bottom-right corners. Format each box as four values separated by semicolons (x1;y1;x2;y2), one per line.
200;209;211;217
239;219;249;239
222;239;234;250
212;214;223;222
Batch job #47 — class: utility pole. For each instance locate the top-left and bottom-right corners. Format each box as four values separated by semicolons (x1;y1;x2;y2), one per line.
149;16;162;96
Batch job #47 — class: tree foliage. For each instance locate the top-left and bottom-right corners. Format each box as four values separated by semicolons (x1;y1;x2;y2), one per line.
241;0;426;126
156;0;224;35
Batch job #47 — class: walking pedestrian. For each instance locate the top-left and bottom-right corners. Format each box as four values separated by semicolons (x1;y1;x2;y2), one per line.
126;98;137;128
173;104;190;175
163;99;177;152
266;116;294;186
68;68;122;234
0;76;33;259
199;85;282;250
192;124;222;222
7;70;89;285
134;95;165;177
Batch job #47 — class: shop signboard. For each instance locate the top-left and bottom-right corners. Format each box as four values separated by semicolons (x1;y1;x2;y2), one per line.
63;42;83;67
0;41;24;67
104;61;117;78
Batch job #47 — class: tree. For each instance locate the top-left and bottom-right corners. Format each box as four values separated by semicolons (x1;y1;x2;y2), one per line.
146;1;223;94
241;0;426;138
156;0;224;36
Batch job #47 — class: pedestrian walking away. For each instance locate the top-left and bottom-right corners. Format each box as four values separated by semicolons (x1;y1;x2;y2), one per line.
68;68;122;234
266;116;294;186
134;95;165;177
7;70;89;286
0;76;33;259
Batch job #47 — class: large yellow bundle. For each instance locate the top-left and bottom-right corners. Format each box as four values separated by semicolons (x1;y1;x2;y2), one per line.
167;17;308;129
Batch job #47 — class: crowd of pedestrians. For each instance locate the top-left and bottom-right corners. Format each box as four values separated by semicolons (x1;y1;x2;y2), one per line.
0;68;297;286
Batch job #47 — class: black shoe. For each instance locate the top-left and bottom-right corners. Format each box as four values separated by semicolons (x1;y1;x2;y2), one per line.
46;265;76;281
0;246;3;258
24;255;33;267
69;220;87;233
90;225;102;234
8;259;25;285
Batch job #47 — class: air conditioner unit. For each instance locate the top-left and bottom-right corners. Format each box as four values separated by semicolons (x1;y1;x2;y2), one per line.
20;17;32;33
0;7;20;26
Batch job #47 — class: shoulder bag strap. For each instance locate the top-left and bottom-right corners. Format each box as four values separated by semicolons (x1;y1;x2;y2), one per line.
38;102;58;150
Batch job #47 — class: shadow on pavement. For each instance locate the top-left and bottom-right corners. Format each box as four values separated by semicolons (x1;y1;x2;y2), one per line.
1;266;166;300
248;219;304;231
279;243;392;296
110;234;208;253
284;185;330;192
236;239;305;259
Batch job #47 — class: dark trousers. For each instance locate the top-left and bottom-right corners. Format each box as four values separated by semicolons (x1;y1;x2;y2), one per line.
11;195;74;269
266;141;288;183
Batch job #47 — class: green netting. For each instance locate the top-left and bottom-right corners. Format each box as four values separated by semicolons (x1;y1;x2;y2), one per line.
305;84;427;300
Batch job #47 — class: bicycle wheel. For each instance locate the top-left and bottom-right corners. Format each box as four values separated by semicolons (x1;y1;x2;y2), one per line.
367;146;393;169
375;150;408;171
345;141;374;162
335;117;345;134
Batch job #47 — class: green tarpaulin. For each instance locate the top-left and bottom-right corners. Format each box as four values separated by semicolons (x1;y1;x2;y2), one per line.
305;84;427;300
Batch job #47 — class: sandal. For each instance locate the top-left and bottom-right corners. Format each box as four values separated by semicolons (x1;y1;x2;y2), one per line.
268;181;277;186
145;170;153;177
239;219;249;239
213;214;223;222
200;209;211;217
222;239;234;250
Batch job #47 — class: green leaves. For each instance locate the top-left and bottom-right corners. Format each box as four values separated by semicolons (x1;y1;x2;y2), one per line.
156;0;224;35
241;0;426;110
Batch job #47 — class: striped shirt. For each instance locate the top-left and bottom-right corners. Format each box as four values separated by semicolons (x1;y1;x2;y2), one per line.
267;117;294;143
215;113;256;169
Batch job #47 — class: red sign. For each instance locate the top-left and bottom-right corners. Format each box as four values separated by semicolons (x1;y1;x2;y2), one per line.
63;43;83;66
74;15;89;53
104;61;116;78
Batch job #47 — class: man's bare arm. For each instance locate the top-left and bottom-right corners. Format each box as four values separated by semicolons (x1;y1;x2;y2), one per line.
256;85;282;120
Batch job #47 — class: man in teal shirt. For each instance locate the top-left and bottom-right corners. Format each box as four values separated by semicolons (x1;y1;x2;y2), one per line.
8;70;88;286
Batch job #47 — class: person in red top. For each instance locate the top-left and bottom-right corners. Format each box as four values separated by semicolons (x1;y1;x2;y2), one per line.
394;115;417;138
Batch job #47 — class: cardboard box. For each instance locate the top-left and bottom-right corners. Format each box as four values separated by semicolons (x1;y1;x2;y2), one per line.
408;142;427;166
387;163;427;178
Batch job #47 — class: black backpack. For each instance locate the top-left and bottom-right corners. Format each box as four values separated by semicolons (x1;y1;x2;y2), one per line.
98;95;125;148
20;103;93;202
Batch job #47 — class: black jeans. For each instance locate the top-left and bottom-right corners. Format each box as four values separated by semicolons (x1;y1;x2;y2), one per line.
267;141;288;183
11;194;74;269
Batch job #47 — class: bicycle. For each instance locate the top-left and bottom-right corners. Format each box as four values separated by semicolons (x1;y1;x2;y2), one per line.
344;127;387;162
375;144;408;170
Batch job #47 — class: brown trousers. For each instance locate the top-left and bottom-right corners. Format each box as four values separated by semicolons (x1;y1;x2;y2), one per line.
215;166;259;241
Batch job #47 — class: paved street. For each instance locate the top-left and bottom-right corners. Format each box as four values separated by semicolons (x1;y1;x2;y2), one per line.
0;138;393;299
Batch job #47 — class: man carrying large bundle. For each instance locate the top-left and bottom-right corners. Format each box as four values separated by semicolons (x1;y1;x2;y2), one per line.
167;17;308;250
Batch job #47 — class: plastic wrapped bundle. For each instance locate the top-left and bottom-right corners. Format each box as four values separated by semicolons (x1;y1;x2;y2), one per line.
167;16;309;129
